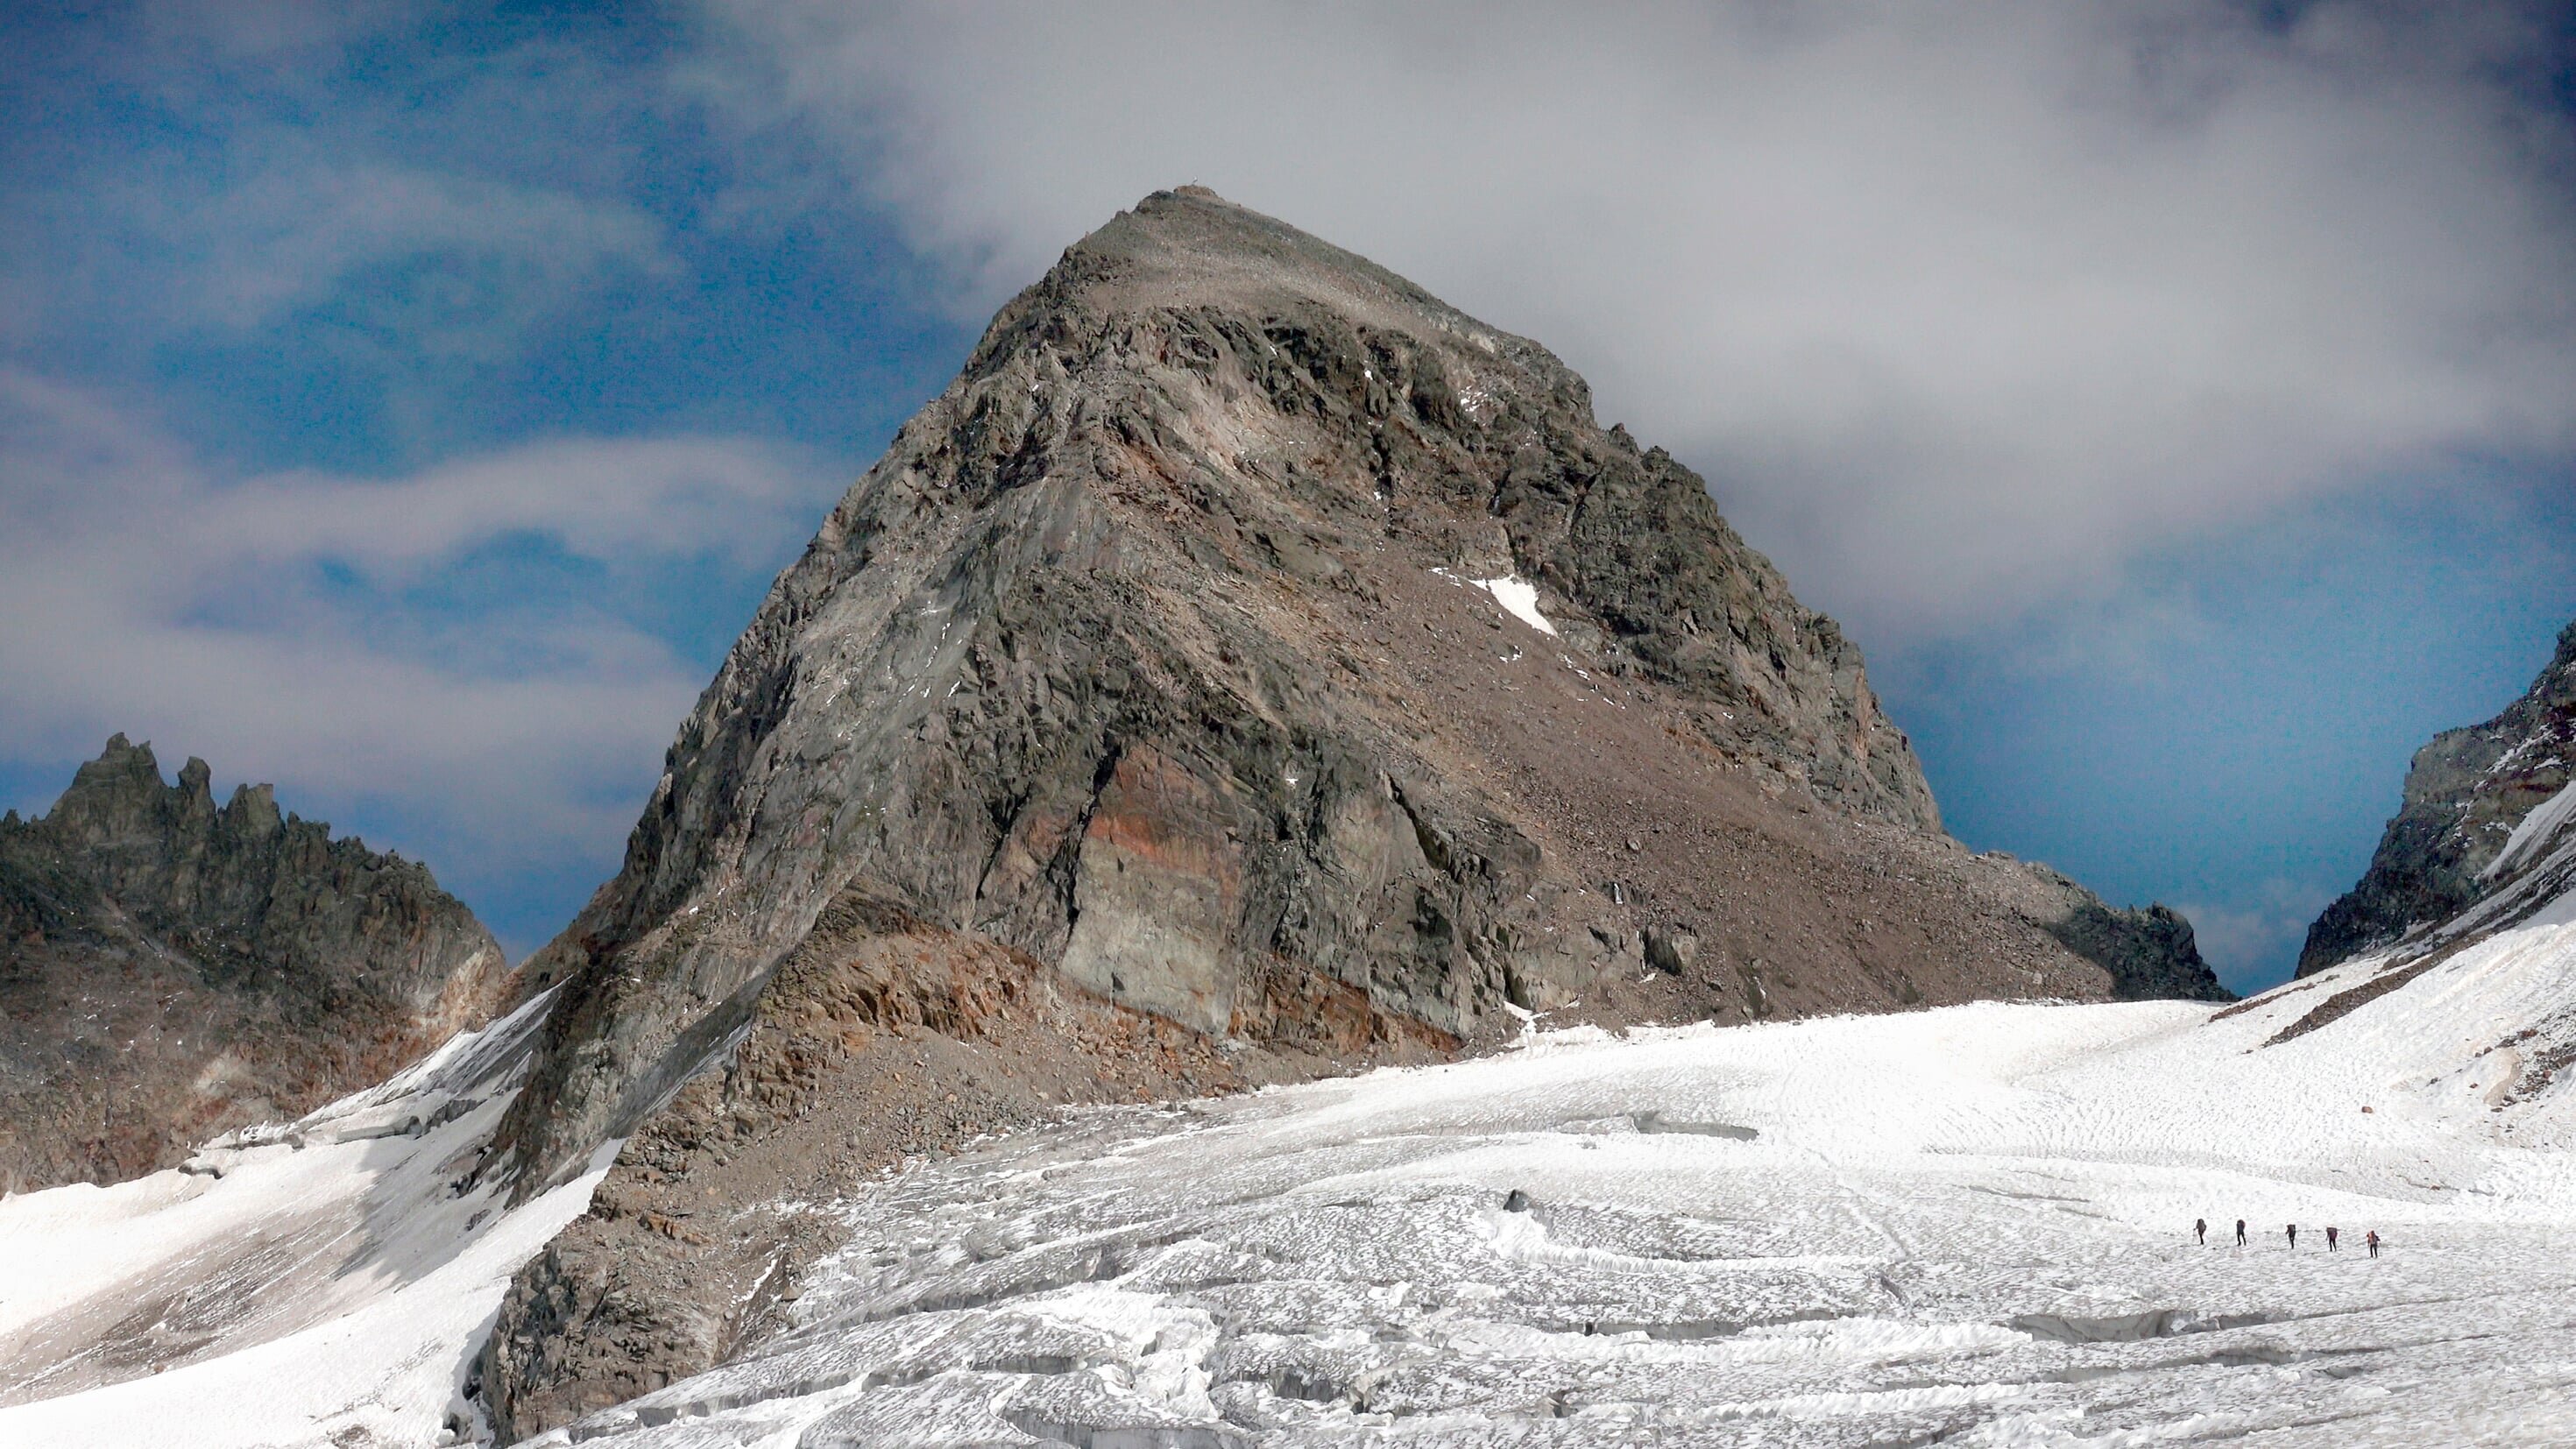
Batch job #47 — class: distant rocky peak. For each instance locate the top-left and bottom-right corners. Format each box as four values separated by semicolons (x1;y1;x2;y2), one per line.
40;736;292;833
2;736;517;1191
9;734;487;995
2541;618;2576;709
49;732;184;827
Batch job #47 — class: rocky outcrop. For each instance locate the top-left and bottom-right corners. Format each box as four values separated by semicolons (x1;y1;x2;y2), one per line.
2300;621;2576;974
2041;894;2226;1003
0;736;514;1191
2226;619;2576;1106
478;189;2215;1434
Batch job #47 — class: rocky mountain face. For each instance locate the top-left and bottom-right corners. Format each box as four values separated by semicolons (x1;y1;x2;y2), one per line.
2300;621;2576;975
478;188;2219;1436
0;736;515;1191
2035;887;2220;1004
2233;618;2576;1112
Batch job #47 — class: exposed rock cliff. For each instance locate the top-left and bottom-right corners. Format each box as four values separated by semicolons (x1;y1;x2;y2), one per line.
2300;621;2576;974
0;736;514;1191
2023;872;2226;1004
478;885;1286;1438
478;189;2216;1434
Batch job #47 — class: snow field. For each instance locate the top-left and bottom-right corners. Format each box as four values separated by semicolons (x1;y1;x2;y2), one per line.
0;1170;602;1449
542;909;2576;1448
4;889;2573;1445
0;991;608;1449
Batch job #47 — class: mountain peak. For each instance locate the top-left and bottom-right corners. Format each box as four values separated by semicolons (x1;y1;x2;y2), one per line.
2;743;515;1191
1071;186;1415;294
478;193;2220;1434
983;187;1552;386
499;188;2207;1184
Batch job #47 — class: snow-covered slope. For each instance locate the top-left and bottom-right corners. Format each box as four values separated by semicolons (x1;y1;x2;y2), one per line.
524;883;2576;1447
0;992;607;1449
2260;770;2576;1142
8;866;2572;1446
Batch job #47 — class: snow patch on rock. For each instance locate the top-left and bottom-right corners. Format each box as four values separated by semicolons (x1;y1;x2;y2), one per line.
1429;566;1560;636
1470;575;1560;637
2484;778;2576;881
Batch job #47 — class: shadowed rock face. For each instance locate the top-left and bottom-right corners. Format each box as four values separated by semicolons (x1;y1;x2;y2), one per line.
0;736;513;1191
479;189;2222;1436
2042;892;2229;1004
2301;621;2576;975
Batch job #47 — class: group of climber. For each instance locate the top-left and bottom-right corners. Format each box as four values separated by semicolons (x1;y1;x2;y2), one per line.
2194;1217;2378;1255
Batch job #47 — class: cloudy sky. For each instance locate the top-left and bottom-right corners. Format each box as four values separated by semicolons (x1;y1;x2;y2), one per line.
5;2;2572;990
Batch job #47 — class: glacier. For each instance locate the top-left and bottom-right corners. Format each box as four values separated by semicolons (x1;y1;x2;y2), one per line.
0;991;610;1448
527;906;2576;1447
5;887;2575;1445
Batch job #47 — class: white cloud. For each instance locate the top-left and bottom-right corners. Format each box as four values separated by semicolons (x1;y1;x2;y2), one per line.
202;434;824;580
698;0;2576;639
176;161;671;340
0;370;835;883
129;0;406;65
28;156;671;360
7;6;669;367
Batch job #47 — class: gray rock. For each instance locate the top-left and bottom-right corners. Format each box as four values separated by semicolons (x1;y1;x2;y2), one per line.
483;187;1996;1198
487;185;2231;1191
2300;620;2576;974
1642;925;1700;975
0;735;514;1191
2043;898;2227;1004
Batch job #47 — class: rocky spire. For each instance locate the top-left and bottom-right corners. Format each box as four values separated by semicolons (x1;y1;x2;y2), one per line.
0;737;518;1191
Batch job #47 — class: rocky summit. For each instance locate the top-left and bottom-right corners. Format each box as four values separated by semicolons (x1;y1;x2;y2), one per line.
475;188;2221;1436
0;736;515;1192
2301;620;2576;975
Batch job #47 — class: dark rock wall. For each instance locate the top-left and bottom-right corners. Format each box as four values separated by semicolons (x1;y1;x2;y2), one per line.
2043;895;2229;1004
0;736;513;1190
2300;622;2576;974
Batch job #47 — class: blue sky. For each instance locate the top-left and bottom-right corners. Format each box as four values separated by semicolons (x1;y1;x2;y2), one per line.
4;3;2572;992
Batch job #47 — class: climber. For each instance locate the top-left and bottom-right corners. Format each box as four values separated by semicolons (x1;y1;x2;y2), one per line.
2367;1230;2381;1257
2286;1222;2297;1249
2194;1218;2207;1246
2326;1226;2339;1250
2234;1219;2247;1247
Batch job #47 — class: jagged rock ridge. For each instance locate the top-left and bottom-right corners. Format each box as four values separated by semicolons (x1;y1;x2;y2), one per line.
2301;621;2576;974
0;735;515;1191
2243;617;2576;1110
478;188;2219;1434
